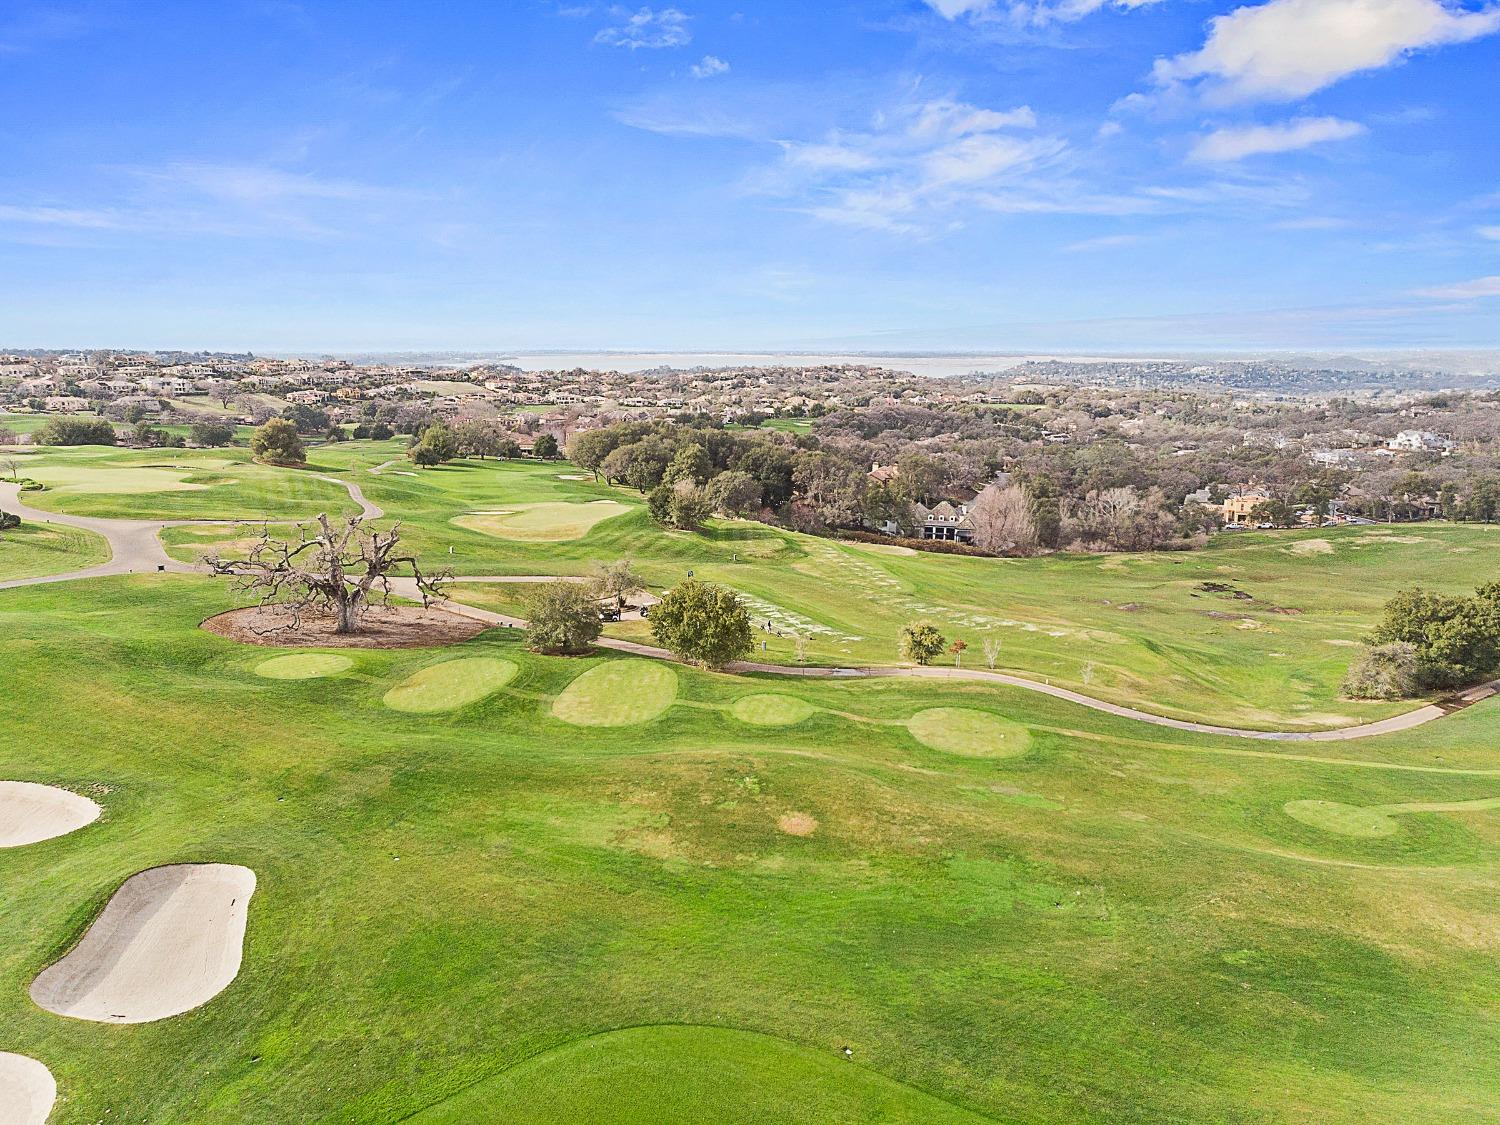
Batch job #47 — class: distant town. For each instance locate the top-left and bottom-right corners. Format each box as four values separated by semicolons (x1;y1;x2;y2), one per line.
3;348;1498;554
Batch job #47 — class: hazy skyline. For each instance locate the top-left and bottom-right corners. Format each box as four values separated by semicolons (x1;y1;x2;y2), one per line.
3;0;1498;351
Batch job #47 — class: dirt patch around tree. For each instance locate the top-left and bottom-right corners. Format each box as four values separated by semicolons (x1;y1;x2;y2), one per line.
201;605;490;648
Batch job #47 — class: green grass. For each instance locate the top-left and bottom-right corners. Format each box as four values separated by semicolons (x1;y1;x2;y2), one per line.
383;657;519;713
1282;800;1399;838
907;708;1032;758
0;523;111;582
68;443;1500;727
453;500;631;542
552;660;678;726
731;693;817;727
2;577;1499;1122
254;653;355;680
410;1024;991;1123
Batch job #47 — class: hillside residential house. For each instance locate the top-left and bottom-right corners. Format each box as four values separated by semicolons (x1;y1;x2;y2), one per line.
1221;488;1271;527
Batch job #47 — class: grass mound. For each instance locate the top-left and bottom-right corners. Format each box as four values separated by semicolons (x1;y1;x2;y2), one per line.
552;660;677;726
731;693;816;726
384;657;519;713
1283;800;1400;838
453;501;630;542
408;1024;987;1124
907;708;1031;758
254;652;354;680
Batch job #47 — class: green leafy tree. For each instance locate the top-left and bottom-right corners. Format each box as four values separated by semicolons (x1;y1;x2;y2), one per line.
706;470;763;517
250;418;305;465
190;421;235;447
532;433;560;459
649;579;753;669
523;580;603;655
1366;584;1500;690
37;418;116;447
899;621;946;665
591;559;646;608
282;403;331;434
664;443;712;487
668;485;714;531
567;429;620;481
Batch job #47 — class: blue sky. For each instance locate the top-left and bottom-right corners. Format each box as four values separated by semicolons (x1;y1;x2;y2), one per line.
2;0;1498;352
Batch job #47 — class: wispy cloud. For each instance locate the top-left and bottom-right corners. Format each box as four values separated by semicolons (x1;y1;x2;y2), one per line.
594;6;691;49
1189;116;1366;162
1416;275;1500;299
1148;0;1500;105
1062;232;1146;251
923;0;1165;26
0;203;125;229
690;54;729;78
1480;225;1500;241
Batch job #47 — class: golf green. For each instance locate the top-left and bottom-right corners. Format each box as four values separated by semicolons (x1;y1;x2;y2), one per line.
453;501;630;542
384;657;519;713
1283;800;1401;838
731;693;817;726
907;708;1032;758
409;1024;989;1124
552;660;677;726
254;653;354;680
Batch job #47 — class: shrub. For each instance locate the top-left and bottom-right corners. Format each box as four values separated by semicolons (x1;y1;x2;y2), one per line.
1342;642;1422;699
0;509;18;531
650;579;753;669
190;421;235;447
523;581;603;655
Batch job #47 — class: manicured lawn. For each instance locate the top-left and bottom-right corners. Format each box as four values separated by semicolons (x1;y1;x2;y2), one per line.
0;523;111;582
2;575;1498;1122
143;445;1500;729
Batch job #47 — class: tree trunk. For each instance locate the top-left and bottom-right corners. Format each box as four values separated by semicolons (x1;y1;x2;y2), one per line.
334;594;360;635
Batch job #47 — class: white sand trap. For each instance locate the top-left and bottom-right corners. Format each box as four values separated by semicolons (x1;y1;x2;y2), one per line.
557;473;590;480
0;781;101;848
31;863;256;1024
0;1053;55;1125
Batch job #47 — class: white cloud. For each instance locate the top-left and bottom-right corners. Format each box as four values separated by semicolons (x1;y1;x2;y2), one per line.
764;97;1060;231
1416;275;1500;298
1479;225;1500;241
1153;0;1500;103
924;0;1165;25
690;54;729;78
595;7;691;49
1189;116;1366;162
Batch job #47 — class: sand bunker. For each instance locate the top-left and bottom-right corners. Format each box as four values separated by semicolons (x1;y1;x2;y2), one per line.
556;473;591;480
907;708;1032;758
453;500;629;542
31;863;256;1024
254;652;354;680
383;657;518;713
553;661;677;726
1283;800;1398;838
203;605;488;649
0;1053;55;1125
731;694;816;727
0;781;101;848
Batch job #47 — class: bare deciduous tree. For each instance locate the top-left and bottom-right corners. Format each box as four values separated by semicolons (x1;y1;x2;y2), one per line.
209;514;447;635
968;483;1039;556
982;634;1001;670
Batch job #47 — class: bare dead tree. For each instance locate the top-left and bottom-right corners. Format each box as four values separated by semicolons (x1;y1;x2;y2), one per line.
982;634;1001;670
969;483;1039;556
208;514;448;635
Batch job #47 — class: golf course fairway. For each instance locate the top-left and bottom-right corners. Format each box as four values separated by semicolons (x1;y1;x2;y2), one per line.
552;660;677;726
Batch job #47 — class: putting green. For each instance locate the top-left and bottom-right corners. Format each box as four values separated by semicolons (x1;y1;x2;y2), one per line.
255;653;354;680
1283;800;1400;838
731;693;816;726
24;464;208;494
409;1024;988;1124
384;657;519;714
453;501;630;542
552;661;677;726
907;708;1031;758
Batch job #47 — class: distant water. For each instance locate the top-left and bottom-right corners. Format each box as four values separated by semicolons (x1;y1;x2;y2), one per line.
504;352;1126;378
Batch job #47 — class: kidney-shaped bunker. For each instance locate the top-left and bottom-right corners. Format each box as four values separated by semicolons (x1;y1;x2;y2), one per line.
31;863;257;1024
0;781;101;848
